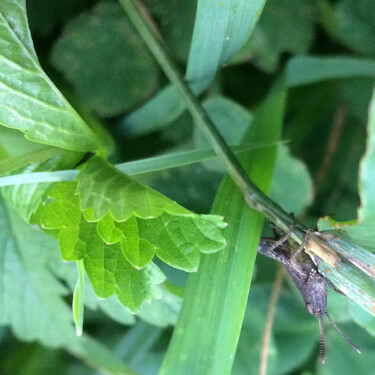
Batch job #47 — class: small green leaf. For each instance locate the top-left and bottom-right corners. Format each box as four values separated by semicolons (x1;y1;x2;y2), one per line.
0;3;101;151
72;260;85;336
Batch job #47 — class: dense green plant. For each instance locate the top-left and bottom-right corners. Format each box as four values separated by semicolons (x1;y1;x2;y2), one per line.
1;0;375;374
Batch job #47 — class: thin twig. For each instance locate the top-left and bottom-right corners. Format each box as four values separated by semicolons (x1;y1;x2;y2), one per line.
259;265;285;375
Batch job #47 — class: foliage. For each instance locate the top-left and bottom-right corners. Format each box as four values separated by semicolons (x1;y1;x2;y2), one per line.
1;0;375;374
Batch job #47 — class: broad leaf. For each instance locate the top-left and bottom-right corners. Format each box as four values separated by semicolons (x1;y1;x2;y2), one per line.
1;151;83;222
41;157;226;311
0;2;101;151
0;198;76;347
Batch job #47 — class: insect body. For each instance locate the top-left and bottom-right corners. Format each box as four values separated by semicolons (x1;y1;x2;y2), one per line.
258;235;360;363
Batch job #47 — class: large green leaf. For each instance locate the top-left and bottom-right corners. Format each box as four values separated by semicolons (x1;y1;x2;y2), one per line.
121;0;266;135
0;0;36;58
0;198;76;347
0;2;101;151
161;80;285;375
51;2;159;117
41;157;226;311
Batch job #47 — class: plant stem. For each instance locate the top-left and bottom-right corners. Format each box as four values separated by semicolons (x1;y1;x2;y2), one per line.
119;0;307;242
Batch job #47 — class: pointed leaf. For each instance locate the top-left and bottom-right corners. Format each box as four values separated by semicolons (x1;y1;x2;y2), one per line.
0;4;101;151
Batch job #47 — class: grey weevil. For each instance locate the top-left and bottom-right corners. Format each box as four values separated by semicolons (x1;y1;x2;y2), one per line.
257;230;361;363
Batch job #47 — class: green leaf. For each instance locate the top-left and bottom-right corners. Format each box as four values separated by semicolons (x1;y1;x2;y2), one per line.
0;0;36;58
77;157;191;220
286;56;375;87
233;0;316;72
51;2;159;117
0;198;76;347
318;86;375;248
41;158;226;310
0;147;63;176
72;260;85;336
161;80;285;374
1;151;83;222
121;0;267;135
0;3;101;151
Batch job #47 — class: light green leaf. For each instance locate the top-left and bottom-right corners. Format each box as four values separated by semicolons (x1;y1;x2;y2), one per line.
0;0;36;58
77;157;190;221
72;260;85;337
0;4;101;151
0;198;76;347
161;80;285;374
1;151;82;222
41;158;226;310
51;2;159;117
318;86;375;248
121;0;266;135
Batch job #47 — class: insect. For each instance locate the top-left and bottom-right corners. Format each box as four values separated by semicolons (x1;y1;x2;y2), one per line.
257;226;361;363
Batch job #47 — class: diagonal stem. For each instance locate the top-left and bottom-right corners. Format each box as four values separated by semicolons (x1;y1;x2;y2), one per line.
118;0;307;243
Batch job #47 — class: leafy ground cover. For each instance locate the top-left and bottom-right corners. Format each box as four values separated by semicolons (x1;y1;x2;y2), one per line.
1;0;375;374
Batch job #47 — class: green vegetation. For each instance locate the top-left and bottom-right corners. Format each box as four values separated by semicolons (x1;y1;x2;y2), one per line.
1;0;375;374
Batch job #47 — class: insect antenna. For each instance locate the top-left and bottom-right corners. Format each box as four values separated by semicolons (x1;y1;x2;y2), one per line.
325;312;361;354
318;314;325;363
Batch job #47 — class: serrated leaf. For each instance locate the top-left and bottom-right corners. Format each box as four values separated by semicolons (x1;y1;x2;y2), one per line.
1;151;82;222
41;156;226;310
77;157;190;221
0;197;76;347
51;2;159;117
0;3;101;151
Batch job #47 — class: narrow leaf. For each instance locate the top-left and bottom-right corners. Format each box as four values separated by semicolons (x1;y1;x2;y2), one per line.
120;0;267;135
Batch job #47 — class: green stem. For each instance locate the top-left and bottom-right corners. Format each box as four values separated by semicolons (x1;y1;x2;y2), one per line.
119;0;306;243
